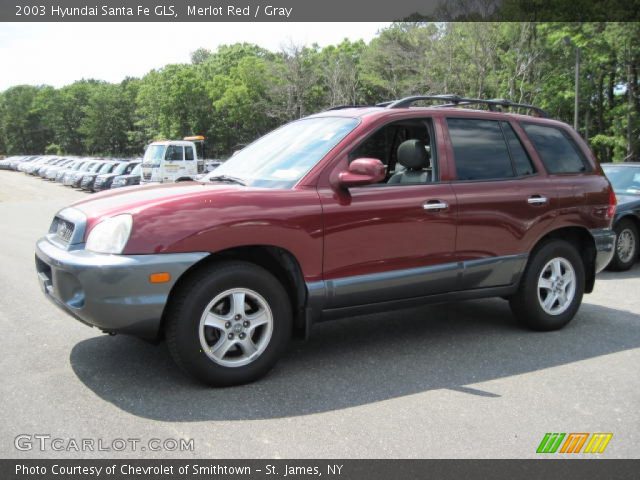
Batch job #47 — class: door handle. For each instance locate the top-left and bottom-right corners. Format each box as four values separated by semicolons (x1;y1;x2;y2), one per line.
527;195;548;205
423;200;448;211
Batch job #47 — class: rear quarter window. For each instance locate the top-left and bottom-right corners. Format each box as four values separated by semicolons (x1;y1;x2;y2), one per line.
522;123;590;174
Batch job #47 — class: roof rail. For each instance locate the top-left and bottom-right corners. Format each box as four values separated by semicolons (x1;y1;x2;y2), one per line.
385;95;547;117
325;105;373;111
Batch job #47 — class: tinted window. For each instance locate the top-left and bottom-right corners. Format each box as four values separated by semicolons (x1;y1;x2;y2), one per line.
501;122;535;176
185;146;195;160
165;145;183;161
522;123;588;174
447;118;514;180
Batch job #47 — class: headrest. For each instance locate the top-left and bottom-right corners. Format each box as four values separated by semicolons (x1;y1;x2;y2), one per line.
397;139;430;170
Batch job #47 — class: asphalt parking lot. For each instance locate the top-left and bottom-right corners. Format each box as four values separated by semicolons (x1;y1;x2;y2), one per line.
0;170;638;459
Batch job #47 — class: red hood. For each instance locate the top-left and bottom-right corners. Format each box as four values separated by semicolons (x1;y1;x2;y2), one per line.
64;181;322;255
70;181;239;219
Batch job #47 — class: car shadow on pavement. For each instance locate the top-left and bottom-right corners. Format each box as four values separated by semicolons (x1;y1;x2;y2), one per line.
70;298;640;421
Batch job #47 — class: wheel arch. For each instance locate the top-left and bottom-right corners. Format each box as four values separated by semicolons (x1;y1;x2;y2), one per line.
160;245;307;340
529;226;597;293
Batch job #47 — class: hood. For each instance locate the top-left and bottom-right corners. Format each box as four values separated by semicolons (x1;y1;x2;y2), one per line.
69;181;240;220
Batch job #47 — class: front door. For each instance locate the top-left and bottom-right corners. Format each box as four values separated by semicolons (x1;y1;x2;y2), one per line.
318;117;458;309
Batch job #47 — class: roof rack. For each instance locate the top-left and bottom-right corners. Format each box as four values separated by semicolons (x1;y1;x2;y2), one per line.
325;101;394;110
385;94;547;117
326;105;373;111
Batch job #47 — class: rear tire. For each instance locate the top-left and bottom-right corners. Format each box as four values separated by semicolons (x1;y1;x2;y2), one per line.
608;219;638;271
509;240;585;331
165;261;292;386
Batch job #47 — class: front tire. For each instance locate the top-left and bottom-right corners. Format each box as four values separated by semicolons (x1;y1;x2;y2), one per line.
608;219;638;271
165;261;292;386
509;240;585;331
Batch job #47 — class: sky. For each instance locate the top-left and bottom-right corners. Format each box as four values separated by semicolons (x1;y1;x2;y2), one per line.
0;22;389;91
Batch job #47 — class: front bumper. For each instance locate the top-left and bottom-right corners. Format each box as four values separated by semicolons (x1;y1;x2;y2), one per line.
35;237;208;340
590;228;616;273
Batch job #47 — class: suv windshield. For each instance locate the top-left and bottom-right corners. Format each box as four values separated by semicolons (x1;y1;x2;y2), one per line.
603;165;640;195
206;117;359;188
143;145;165;167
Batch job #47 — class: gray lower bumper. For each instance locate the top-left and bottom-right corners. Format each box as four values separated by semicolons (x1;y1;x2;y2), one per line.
590;228;616;273
35;237;208;340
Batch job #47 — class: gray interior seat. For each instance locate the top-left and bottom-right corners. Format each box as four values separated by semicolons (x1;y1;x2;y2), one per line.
387;139;431;184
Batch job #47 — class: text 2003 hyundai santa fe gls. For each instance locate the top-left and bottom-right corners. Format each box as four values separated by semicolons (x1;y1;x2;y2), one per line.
35;95;617;386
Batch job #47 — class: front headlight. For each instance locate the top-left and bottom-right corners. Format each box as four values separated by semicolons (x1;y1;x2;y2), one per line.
85;214;133;254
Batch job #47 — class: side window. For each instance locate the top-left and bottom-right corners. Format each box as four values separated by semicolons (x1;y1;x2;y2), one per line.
348;118;436;185
447;118;514;181
501;122;535;176
165;145;184;161
185;146;195;160
521;123;589;174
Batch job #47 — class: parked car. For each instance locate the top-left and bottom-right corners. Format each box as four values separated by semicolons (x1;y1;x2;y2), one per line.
40;158;73;179
36;158;59;177
56;160;86;183
63;160;98;186
17;156;40;173
35;95;616;386
10;155;38;171
46;158;78;181
70;161;108;188
94;161;140;192
80;161;119;191
22;156;52;174
0;155;24;170
110;163;142;188
602;162;640;270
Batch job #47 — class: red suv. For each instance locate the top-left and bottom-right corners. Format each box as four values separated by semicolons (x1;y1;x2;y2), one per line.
35;95;617;386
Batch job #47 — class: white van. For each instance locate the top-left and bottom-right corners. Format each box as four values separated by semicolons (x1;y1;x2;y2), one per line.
140;137;205;184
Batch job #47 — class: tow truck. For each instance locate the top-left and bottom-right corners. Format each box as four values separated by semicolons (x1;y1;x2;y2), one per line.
140;136;207;184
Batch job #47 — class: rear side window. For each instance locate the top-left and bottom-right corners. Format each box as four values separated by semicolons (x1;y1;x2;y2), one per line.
185;146;195;160
447;118;514;180
522;123;589;174
501;122;535;176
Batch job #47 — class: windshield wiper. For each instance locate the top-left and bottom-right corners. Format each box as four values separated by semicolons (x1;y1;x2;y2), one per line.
208;175;246;186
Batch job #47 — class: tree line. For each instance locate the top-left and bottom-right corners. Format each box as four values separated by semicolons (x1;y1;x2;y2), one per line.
0;22;638;162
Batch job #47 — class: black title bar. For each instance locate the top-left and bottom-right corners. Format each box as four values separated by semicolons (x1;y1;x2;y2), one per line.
1;0;639;22
3;459;640;480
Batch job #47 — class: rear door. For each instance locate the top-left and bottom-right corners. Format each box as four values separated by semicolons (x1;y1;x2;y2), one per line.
445;117;555;290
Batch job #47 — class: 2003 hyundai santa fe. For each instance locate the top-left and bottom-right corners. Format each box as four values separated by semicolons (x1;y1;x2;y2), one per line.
35;95;617;386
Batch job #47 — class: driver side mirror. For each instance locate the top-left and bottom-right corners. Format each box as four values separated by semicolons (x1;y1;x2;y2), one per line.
336;158;386;189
